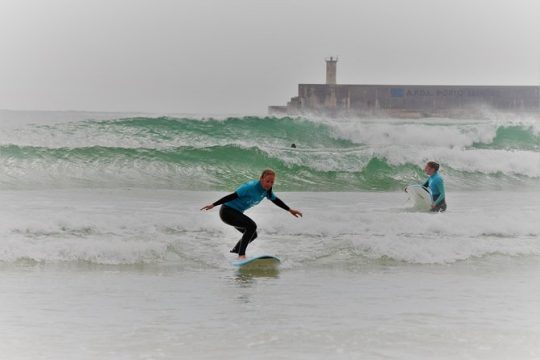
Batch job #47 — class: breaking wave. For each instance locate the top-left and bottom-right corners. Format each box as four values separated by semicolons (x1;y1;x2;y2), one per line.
1;115;539;190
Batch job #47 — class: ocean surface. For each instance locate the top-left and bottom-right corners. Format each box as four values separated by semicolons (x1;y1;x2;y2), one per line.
1;110;540;359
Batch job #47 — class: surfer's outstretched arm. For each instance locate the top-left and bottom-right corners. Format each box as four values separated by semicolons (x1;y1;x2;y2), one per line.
200;192;239;211
270;197;303;218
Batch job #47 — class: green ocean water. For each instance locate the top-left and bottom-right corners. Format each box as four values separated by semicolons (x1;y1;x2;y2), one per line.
1;115;539;190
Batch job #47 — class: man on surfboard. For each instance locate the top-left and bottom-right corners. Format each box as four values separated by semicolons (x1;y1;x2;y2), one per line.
201;169;303;259
423;161;447;212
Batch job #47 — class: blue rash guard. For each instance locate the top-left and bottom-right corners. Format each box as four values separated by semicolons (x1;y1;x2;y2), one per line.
224;179;277;213
425;171;446;206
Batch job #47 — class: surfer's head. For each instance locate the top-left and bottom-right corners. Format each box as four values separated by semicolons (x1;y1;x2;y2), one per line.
259;169;276;190
424;161;440;175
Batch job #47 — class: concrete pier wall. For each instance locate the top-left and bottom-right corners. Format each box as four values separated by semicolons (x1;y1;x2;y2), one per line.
271;84;540;117
268;60;540;118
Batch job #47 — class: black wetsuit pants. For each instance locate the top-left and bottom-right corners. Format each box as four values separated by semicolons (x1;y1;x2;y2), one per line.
219;205;258;256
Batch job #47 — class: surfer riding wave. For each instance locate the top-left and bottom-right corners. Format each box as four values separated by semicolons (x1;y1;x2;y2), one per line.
201;169;303;259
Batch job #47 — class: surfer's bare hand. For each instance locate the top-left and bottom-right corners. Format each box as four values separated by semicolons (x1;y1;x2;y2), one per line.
200;204;214;211
289;209;303;218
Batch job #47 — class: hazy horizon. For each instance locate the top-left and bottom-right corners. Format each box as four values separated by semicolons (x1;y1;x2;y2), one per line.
1;0;539;114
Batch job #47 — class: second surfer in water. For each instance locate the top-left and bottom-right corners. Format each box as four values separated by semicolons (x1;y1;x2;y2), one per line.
423;161;447;212
200;169;303;259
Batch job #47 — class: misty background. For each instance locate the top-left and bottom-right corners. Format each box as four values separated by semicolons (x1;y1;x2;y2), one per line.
0;0;539;114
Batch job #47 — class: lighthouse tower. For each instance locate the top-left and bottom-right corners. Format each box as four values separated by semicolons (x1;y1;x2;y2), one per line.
325;57;338;85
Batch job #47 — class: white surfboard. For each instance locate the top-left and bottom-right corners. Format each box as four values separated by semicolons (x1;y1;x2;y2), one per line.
405;184;433;211
232;255;281;270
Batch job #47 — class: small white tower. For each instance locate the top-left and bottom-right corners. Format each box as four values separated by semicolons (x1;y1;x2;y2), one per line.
325;57;338;85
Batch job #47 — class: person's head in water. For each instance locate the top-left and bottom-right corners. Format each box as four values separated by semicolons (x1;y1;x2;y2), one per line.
259;169;275;190
291;143;297;148
424;161;440;176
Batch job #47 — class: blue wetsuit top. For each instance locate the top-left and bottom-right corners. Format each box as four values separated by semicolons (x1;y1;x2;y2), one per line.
424;171;445;205
221;179;277;213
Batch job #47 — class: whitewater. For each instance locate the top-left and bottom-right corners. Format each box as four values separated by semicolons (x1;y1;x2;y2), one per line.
1;110;540;359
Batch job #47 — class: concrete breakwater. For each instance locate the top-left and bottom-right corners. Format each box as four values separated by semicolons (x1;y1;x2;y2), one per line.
269;58;540;118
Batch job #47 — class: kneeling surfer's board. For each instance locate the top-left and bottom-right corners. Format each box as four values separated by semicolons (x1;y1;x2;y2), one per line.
405;184;432;211
232;255;280;270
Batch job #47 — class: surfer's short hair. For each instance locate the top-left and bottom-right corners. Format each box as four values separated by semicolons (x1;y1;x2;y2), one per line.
260;169;276;178
427;161;440;171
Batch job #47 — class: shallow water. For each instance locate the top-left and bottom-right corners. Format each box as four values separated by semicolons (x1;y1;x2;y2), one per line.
1;189;540;359
2;257;540;359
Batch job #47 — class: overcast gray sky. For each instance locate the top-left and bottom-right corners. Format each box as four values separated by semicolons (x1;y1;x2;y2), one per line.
1;0;539;114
